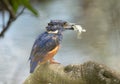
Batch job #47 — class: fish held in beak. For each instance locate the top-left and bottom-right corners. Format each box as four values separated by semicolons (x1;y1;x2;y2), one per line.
72;25;86;39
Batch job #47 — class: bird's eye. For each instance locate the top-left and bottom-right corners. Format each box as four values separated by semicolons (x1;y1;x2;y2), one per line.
48;23;51;25
63;22;67;25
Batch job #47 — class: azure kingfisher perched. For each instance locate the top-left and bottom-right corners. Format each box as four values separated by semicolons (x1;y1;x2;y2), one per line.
29;20;76;73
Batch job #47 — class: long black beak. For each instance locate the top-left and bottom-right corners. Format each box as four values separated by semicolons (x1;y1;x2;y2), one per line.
63;22;75;30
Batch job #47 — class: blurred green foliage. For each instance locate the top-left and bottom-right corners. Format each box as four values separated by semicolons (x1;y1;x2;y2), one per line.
0;0;38;16
0;0;38;37
9;0;38;15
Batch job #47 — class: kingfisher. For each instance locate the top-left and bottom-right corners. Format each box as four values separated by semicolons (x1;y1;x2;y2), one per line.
29;20;77;73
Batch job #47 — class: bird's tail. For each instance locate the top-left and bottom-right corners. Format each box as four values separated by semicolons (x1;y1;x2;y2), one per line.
30;61;38;73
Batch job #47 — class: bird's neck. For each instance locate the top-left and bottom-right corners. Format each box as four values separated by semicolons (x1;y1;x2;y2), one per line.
47;30;58;34
47;30;63;35
47;30;63;43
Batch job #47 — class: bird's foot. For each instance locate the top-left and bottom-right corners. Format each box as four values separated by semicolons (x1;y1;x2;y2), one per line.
50;59;60;64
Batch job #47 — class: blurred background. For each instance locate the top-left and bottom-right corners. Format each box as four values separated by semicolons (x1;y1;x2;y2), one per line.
0;0;120;84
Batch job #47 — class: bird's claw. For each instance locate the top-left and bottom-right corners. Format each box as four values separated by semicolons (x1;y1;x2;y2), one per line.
50;59;60;64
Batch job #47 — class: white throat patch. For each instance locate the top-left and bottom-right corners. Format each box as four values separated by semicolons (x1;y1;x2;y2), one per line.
48;30;58;34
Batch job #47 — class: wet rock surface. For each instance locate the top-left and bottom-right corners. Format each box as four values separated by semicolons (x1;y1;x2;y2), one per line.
24;61;120;84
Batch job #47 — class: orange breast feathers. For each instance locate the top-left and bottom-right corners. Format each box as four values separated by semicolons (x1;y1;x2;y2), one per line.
41;45;60;63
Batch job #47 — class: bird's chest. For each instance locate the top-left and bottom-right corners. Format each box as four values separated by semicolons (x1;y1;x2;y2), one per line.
54;34;63;43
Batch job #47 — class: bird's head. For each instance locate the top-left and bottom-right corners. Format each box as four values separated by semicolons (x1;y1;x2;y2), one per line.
46;20;75;34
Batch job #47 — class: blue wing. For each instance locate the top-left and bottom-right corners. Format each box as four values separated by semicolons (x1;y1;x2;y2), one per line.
29;32;60;73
